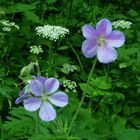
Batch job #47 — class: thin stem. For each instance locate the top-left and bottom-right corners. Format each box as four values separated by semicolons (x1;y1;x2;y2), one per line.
67;42;84;73
67;58;97;136
35;112;39;135
35;60;41;76
0;113;4;140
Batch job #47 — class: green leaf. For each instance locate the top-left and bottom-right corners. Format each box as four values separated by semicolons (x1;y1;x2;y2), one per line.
90;76;112;90
116;129;140;140
47;0;57;4
5;3;36;14
127;9;138;17
23;11;40;23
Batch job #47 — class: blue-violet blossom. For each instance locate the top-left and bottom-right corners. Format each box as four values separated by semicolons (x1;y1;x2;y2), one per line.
82;18;125;63
16;76;68;121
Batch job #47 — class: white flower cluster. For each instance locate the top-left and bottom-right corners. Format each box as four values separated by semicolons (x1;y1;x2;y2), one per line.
0;20;20;32
62;79;77;93
30;45;43;54
61;63;77;74
112;20;132;29
35;25;69;41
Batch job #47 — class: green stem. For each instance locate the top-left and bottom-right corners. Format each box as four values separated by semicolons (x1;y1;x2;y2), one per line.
35;112;39;135
67;42;84;73
35;60;41;76
0;113;4;140
48;45;53;71
67;58;97;136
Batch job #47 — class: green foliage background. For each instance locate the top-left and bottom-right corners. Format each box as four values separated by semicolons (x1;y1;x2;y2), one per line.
0;0;140;139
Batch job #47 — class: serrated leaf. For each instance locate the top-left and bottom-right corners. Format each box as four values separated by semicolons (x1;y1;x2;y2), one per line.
5;3;36;14
23;11;40;23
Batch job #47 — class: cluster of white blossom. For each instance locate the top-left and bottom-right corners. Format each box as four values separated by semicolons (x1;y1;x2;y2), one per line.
62;79;77;93
35;25;69;41
112;20;132;29
30;45;43;54
61;63;77;74
0;20;20;31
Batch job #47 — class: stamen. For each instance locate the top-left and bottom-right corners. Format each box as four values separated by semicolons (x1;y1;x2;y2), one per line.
97;36;106;46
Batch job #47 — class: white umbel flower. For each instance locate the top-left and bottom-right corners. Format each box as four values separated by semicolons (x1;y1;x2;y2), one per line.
0;20;20;32
30;45;43;54
35;25;69;41
112;20;132;29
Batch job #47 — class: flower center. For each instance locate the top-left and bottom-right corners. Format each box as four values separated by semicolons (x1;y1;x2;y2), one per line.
41;94;48;102
97;36;106;46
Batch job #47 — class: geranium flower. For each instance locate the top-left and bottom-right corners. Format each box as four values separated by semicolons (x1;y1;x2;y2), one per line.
82;18;125;63
23;77;68;121
15;76;46;104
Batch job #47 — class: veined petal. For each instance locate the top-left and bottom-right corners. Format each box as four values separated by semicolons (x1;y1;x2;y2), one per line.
18;88;24;96
44;78;60;94
97;45;117;64
39;102;56;121
30;80;43;96
82;25;97;39
106;30;125;48
34;76;47;84
48;92;68;107
15;94;27;104
96;19;112;36
23;97;41;111
82;39;97;58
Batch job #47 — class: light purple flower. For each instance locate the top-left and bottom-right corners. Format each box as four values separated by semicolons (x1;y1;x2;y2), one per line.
15;76;47;104
82;18;125;63
23;77;68;121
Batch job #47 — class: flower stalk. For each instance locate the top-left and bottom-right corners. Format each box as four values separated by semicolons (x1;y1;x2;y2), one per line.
67;58;97;136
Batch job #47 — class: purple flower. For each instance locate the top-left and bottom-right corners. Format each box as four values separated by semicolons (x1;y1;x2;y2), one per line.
23;77;68;121
15;76;47;104
15;88;30;104
82;18;125;63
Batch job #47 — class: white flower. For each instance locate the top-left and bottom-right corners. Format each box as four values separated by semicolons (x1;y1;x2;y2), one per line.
61;63;77;74
62;79;77;93
0;20;20;31
2;27;11;32
35;25;69;41
30;45;43;54
112;20;132;29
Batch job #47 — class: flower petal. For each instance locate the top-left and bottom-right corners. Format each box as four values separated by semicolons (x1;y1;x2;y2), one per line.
15;94;27;104
44;78;60;94
23;97;41;111
39;102;56;121
18;88;24;96
96;19;112;36
82;25;97;39
106;30;125;48
48;92;68;107
82;39;97;58
97;45;117;64
30;80;43;96
34;76;47;84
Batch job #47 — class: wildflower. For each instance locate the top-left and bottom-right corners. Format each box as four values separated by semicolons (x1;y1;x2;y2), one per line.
22;77;68;121
61;63;77;74
30;45;43;54
112;20;132;29
82;18;125;64
15;85;30;104
2;27;11;32
0;20;20;31
62;79;77;93
35;25;69;41
15;76;46;104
